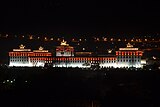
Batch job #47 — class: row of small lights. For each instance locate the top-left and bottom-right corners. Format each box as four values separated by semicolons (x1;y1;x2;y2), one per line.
2;79;15;84
1;34;160;42
2;79;28;84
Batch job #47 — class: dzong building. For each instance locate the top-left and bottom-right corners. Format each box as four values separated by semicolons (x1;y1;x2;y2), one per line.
9;40;144;68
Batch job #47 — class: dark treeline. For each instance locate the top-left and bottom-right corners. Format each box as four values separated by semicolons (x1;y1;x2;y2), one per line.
0;67;160;107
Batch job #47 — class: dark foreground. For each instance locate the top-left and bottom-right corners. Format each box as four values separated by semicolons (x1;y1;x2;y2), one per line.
0;67;160;107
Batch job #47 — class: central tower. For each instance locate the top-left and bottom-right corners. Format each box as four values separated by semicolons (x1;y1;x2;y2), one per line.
56;40;74;57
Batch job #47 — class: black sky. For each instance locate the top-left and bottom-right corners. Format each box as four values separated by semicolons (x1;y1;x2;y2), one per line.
0;0;160;34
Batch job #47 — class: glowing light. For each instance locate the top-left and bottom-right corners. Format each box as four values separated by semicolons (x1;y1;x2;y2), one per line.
118;39;121;41
72;38;75;41
119;48;138;51
29;35;33;40
153;56;156;60
108;49;112;53
126;43;133;48
44;37;48;41
97;38;100;41
39;46;43;50
6;34;8;38
104;38;107;41
19;44;25;49
61;40;69;46
57;38;60;41
141;60;146;65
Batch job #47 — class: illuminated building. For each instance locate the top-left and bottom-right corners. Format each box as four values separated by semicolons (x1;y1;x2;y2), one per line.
9;41;144;68
53;56;117;68
30;46;52;66
53;41;144;68
9;44;32;67
116;43;143;68
53;40;116;68
9;45;52;67
56;40;74;57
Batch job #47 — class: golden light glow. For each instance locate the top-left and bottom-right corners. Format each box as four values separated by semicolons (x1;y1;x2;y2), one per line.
60;39;69;46
19;44;25;49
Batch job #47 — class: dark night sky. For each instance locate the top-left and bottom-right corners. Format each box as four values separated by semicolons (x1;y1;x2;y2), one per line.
0;0;160;34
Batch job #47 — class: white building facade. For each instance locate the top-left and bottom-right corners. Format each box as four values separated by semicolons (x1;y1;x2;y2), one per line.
53;42;144;68
9;42;144;68
9;45;52;67
116;43;143;68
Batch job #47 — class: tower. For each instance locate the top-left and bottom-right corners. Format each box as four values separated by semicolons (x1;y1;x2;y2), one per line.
56;40;74;57
116;43;143;68
9;44;32;67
